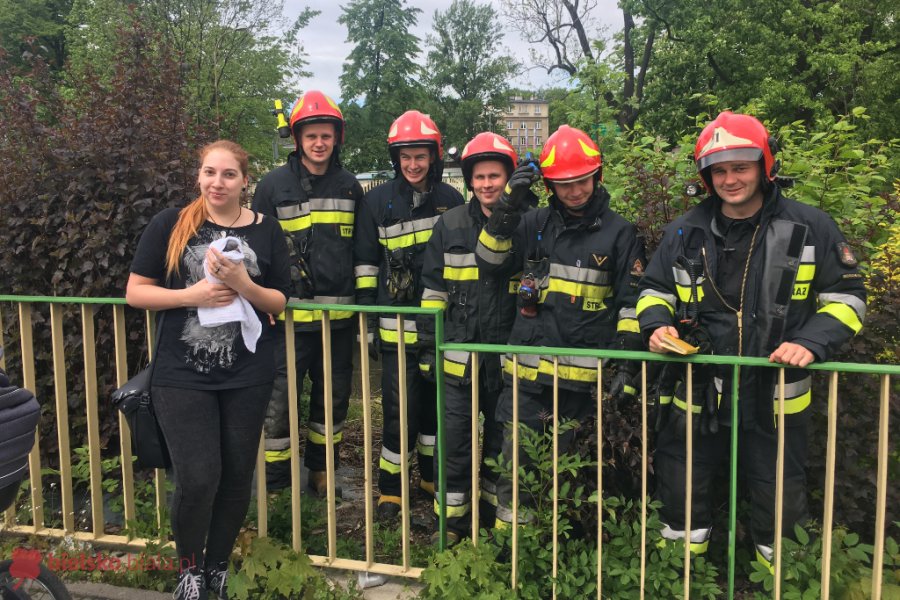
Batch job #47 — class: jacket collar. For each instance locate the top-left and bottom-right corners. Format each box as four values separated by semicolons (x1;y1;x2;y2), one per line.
549;185;609;228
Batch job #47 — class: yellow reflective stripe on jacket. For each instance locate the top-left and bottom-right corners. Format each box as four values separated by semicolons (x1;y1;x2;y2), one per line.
435;498;471;518
444;266;479;281
617;308;640;333
422;299;447;310
285;308;354;322
538;357;596;382
502;354;540;380
355;264;379;290
444;350;470;378
818;294;864;334
378;216;439;251
637;290;676;317
280;211;355;232
477;228;512;253
773;376;812;414
544;277;610;301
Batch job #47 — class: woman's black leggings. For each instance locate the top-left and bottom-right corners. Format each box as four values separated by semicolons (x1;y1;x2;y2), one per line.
153;383;271;570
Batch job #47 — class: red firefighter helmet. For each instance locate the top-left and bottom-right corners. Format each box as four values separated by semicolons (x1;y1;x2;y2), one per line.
460;132;518;190
539;125;602;183
694;111;776;189
288;90;344;145
387;110;444;181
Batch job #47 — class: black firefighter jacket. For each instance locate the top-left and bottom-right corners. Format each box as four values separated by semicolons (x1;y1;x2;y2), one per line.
636;186;867;429
354;178;464;349
252;153;364;331
417;199;520;389
476;187;646;392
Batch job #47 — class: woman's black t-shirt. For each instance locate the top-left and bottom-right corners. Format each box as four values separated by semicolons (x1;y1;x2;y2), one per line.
130;207;292;390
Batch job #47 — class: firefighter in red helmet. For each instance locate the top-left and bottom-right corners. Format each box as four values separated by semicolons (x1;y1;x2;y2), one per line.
476;125;647;528
417;132;535;544
638;111;866;568
354;110;464;520
253;90;364;496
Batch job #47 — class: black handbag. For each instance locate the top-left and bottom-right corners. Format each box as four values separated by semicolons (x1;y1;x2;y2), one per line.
111;312;171;469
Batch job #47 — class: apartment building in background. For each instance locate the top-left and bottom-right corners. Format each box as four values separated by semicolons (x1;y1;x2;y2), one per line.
502;96;550;156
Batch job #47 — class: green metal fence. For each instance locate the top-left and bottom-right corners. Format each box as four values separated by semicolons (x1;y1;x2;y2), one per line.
0;295;896;598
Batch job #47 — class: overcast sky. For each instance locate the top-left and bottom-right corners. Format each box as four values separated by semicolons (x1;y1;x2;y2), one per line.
283;0;622;102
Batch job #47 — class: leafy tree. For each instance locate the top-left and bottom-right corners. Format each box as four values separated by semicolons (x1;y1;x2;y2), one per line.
338;0;423;173
634;0;900;141
65;0;318;162
420;0;519;151
0;0;71;69
500;0;658;130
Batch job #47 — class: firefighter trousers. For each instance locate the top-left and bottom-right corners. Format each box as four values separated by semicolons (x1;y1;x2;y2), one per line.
654;416;809;549
378;349;436;497
263;326;354;490
494;383;594;525
434;378;503;537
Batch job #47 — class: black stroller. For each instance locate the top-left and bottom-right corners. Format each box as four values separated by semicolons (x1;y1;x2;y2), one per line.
0;350;71;600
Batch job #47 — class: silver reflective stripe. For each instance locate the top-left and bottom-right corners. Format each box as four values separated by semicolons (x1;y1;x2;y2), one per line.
422;288;449;302
480;478;497;495
355;265;379;277
496;504;531;524
309;421;346;435
773;376;811;399
673;266;705;286
380;215;440;239
276;204;302;219
475;244;509;265
504;353;540;368
713;377;723;393
756;544;774;562
444;252;477;267
379;316;418;332
619;307;637;320
550;263;610;285
444;491;470;506
553;355;597;369
380;446;412;465
639;288;677;306
819;292;867;321
264;438;290;451
445;350;470;364
418;434;436;447
660;524;712;543
308;197;355;212
801;245;815;262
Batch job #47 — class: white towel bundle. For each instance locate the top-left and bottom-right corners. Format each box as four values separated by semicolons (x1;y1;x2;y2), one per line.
197;236;262;353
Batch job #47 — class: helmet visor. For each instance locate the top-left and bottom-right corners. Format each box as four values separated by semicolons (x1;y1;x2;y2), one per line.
697;147;762;171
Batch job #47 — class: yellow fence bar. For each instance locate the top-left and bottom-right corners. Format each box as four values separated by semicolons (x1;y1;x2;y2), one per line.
144;310;167;531
112;304;136;527
321;312;338;563
284;313;302;552
871;374;890;599
397;315;411;572
358;313;375;568
81;305;106;538
684;363;694;600
19;302;44;529
820;371;839;599
50;304;75;532
774;368;786;600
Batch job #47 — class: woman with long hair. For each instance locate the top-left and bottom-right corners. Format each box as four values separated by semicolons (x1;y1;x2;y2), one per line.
126;140;291;600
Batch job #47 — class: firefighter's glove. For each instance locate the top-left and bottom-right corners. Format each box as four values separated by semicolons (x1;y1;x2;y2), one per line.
487;164;539;237
608;369;639;406
417;347;436;383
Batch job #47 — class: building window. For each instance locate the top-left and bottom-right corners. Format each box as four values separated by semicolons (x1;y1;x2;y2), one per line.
507;121;514;129
535;137;541;146
521;137;527;146
534;105;542;115
534;121;541;130
520;121;527;129
519;104;528;114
